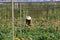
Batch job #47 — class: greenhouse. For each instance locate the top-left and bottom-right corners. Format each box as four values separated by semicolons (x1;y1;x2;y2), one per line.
0;0;60;40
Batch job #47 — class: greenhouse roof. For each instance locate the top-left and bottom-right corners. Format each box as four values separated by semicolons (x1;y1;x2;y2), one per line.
0;0;60;2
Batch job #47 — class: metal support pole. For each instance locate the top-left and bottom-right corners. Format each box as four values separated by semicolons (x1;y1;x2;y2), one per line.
20;2;22;37
46;5;48;21
20;2;21;26
12;0;14;40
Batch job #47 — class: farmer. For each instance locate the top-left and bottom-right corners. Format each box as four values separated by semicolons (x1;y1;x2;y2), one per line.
26;16;32;26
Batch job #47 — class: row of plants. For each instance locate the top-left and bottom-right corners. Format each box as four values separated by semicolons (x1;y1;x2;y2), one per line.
0;26;12;40
0;17;60;40
14;23;60;40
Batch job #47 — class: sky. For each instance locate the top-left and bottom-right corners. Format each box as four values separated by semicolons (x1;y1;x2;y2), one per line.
0;0;60;2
